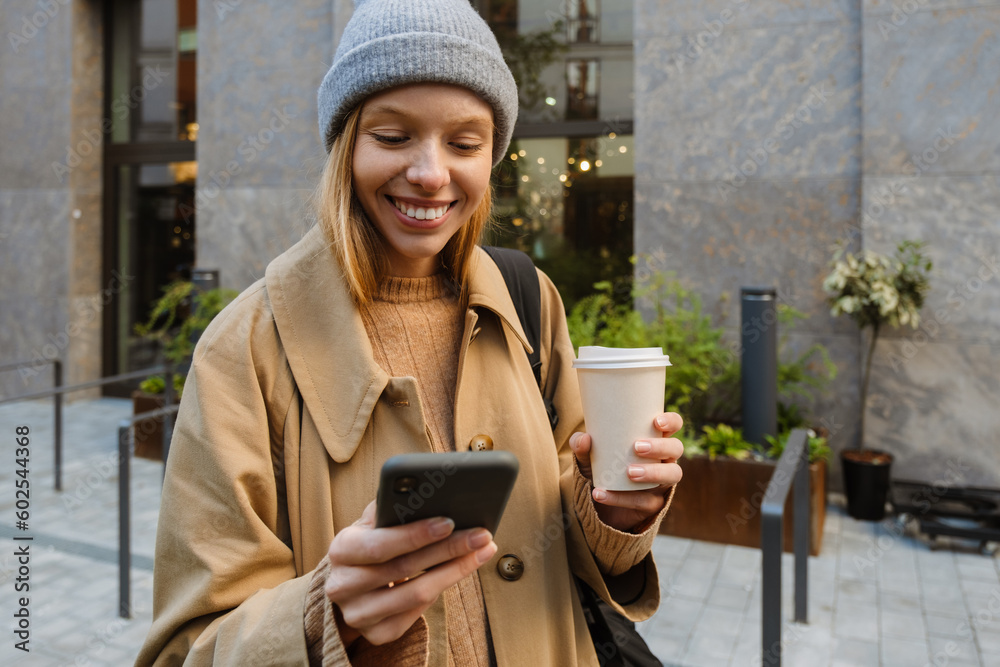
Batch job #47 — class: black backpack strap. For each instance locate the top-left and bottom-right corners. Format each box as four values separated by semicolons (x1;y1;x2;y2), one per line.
482;246;558;430
482;248;658;667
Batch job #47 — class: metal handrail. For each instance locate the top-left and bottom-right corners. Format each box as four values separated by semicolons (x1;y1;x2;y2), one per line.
118;404;179;618
0;360;170;491
760;428;811;667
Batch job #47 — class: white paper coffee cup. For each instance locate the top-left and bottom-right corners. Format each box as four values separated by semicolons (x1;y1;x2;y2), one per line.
573;346;671;491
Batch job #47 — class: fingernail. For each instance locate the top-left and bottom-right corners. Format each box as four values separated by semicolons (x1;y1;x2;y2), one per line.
429;518;454;538
628;465;645;479
468;529;491;549
593;488;608;502
476;542;497;564
656;415;668;428
635;441;651;454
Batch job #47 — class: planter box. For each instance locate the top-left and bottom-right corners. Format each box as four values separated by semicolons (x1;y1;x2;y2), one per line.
132;391;165;461
659;455;827;556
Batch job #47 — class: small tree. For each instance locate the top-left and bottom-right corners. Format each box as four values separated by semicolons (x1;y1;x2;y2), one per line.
823;241;932;450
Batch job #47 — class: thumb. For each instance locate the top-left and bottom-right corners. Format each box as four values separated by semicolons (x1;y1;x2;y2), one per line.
570;432;594;478
356;499;378;528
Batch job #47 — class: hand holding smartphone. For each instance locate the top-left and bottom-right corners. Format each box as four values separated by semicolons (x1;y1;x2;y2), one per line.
375;451;519;534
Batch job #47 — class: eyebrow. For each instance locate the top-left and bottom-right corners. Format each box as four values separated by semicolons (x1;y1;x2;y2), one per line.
362;103;494;131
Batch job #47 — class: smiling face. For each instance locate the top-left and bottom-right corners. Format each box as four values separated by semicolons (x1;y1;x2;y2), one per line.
351;83;495;278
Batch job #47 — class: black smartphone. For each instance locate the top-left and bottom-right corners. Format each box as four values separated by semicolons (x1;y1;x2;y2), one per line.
374;451;519;534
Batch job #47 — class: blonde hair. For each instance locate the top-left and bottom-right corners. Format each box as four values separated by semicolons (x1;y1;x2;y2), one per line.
315;105;494;305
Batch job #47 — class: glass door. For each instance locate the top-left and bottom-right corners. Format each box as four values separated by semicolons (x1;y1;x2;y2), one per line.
102;0;197;394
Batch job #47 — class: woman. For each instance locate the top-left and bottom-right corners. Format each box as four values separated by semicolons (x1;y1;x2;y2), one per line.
137;0;683;665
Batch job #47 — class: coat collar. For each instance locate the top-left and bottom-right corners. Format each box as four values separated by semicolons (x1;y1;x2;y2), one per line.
266;225;531;463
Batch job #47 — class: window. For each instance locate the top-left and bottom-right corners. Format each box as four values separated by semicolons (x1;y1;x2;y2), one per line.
481;0;634;308
567;0;599;44
566;59;599;121
103;0;198;389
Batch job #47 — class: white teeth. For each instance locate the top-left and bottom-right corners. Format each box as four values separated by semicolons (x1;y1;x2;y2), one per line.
393;198;447;221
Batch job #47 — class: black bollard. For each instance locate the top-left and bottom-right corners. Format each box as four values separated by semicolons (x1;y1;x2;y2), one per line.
191;267;220;293
741;287;778;446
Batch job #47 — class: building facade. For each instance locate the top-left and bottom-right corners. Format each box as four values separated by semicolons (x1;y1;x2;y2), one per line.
1;0;997;488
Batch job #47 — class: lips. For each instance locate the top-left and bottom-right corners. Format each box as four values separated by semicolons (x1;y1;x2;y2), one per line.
389;196;452;221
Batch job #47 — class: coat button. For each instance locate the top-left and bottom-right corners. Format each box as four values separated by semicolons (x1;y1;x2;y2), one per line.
496;554;524;581
469;434;494;451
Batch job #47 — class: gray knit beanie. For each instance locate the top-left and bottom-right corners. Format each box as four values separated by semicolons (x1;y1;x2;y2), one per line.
317;0;518;166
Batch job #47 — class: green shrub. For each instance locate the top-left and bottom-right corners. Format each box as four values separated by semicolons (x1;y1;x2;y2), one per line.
765;430;831;464
566;271;731;429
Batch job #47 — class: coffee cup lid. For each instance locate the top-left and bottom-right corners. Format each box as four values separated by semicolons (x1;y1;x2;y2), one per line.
572;346;671;369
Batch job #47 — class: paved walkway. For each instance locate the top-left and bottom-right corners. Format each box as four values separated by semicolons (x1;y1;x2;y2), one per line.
0;398;997;666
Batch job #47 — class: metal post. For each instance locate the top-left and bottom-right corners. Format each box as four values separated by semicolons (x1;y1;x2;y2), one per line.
760;429;811;667
53;359;63;492
761;508;782;666
741;287;778;446
118;420;131;619
794;443;810;623
191;268;220;293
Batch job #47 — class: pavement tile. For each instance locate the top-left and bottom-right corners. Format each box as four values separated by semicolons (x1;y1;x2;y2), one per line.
927;613;975;638
924;580;971;605
646;596;701;637
674;559;719;600
681;633;734;662
833;602;879;642
956;557;1000;584
882;569;921;593
978;628;1000;653
881;609;928;641
643;632;688;664
929;635;982;666
652;536;691;561
837;578;878;605
881;637;931;667
882;591;923;614
830;637;880;666
782;636;835;666
966;590;1000;619
706;583;751;611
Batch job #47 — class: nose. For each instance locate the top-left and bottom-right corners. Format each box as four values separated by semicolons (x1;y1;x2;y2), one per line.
406;143;450;192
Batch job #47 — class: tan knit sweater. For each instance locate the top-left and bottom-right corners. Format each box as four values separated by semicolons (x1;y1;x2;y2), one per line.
303;273;668;666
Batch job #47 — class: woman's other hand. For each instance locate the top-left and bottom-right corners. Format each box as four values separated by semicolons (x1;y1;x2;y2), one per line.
569;412;684;533
324;501;497;646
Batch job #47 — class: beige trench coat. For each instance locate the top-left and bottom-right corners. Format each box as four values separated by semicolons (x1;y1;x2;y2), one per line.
136;225;661;666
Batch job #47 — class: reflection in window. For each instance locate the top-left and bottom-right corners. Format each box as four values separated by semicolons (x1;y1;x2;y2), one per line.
116;162;196;372
567;0;599;44
110;0;197;143
489;136;634;308
566;59;599;121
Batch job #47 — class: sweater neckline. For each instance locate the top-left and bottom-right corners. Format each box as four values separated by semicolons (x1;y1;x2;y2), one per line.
373;273;453;304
